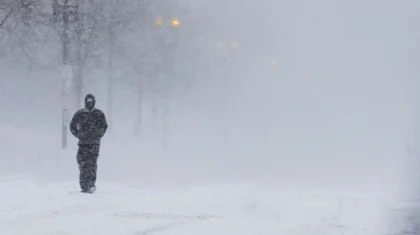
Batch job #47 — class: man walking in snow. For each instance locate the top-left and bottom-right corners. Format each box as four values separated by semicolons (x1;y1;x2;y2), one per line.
70;94;108;193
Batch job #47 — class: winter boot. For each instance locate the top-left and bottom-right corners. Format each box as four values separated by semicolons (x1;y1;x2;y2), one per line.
88;186;96;194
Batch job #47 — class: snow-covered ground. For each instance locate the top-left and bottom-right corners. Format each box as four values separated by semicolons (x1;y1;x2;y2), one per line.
0;179;418;235
0;124;417;235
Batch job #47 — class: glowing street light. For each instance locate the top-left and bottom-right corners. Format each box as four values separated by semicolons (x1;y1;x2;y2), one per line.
171;18;181;27
155;19;164;27
155;18;181;28
229;41;238;49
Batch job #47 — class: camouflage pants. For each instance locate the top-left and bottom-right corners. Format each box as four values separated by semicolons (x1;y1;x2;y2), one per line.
76;144;100;192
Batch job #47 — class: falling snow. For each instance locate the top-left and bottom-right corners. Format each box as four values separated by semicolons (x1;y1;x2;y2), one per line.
0;0;419;234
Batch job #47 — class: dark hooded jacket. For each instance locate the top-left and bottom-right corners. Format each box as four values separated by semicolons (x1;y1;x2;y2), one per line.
70;94;108;145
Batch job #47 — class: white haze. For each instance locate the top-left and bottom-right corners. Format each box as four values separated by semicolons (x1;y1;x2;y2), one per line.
0;0;419;195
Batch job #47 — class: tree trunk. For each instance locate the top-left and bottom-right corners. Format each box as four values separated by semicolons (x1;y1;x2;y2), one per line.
74;7;83;110
107;26;115;135
61;0;70;150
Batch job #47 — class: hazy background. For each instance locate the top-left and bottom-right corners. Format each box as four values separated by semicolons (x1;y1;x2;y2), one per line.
0;0;418;194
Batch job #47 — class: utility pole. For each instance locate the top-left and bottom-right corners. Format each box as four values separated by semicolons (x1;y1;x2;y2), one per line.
53;0;79;149
106;1;115;136
134;10;148;137
74;0;83;110
161;21;179;151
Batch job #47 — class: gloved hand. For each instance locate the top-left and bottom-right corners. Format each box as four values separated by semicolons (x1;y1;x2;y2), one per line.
98;128;106;138
77;132;86;140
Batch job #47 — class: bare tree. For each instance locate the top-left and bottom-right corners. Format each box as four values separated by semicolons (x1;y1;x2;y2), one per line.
0;0;40;28
0;0;51;63
0;0;198;148
102;0;150;135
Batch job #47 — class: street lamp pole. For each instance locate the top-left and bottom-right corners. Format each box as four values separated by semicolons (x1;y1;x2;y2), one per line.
151;16;181;149
53;0;78;149
214;40;238;150
163;17;181;150
134;15;149;137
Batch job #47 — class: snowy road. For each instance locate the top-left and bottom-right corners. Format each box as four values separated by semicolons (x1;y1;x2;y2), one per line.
0;178;416;235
